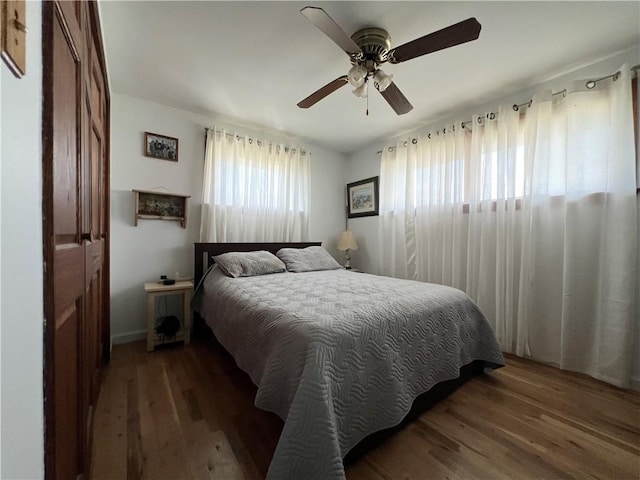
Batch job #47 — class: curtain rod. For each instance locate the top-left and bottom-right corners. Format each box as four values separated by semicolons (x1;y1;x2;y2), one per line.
203;127;289;143
377;63;639;154
204;127;237;138
204;128;308;155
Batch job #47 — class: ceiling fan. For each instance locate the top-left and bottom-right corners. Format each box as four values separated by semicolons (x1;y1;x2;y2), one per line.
297;6;481;115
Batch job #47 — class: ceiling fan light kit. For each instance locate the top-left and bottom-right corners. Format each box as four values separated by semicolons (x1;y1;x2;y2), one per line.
347;64;368;87
352;82;368;98
373;69;393;92
297;6;482;116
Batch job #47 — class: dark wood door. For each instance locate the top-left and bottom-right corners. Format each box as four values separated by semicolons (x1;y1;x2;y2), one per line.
80;6;107;464
43;2;110;478
50;3;84;478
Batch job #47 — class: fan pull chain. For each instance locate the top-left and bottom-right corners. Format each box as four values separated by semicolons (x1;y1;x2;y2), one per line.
366;81;369;116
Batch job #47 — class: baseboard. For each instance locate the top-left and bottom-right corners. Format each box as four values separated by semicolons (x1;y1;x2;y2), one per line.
631;376;640;392
111;329;146;345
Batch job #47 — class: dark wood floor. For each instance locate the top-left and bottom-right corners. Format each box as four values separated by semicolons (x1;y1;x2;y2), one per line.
90;333;640;480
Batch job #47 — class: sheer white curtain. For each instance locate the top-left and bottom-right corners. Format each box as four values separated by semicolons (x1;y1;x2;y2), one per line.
200;128;310;242
413;125;470;292
466;107;527;355
379;65;638;387
378;140;419;279
518;69;637;386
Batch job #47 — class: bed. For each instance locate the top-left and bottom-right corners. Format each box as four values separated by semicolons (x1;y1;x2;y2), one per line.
193;242;505;480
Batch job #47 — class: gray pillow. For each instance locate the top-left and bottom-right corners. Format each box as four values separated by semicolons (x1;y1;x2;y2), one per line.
276;246;342;273
213;250;286;278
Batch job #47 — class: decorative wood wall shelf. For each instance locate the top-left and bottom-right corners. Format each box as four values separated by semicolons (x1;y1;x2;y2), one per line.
132;189;191;228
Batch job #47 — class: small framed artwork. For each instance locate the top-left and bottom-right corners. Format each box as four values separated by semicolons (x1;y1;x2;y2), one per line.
144;132;179;161
347;176;379;218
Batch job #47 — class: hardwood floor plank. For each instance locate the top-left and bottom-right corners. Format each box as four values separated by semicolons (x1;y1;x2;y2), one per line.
90;340;640;480
503;354;640;407
450;387;633;479
362;432;462;480
494;366;637;428
430;398;573;479
344;459;388;480
169;349;224;433
90;365;128;480
182;389;204;422
163;349;237;479
205;430;244;479
412;408;524;479
126;377;143;480
166;344;263;479
136;355;196;480
471;371;640;452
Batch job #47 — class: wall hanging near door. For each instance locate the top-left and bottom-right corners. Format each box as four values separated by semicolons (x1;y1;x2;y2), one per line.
144;132;179;161
132;189;190;228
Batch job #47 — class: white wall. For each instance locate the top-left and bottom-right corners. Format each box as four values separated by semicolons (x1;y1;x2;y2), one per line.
344;144;384;274
0;1;45;477
346;46;640;276
110;94;346;342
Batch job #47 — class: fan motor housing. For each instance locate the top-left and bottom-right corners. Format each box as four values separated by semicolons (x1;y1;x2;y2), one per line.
351;27;391;65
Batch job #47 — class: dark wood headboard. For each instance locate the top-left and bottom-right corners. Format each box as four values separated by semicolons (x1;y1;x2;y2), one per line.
194;242;322;286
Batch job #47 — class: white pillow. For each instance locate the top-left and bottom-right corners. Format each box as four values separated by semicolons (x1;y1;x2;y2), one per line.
276;246;342;272
213;250;286;278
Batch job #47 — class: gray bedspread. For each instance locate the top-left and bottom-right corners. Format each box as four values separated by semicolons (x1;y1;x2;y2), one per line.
196;268;505;479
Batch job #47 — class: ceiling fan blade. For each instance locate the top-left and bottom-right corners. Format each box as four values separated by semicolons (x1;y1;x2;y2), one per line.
378;82;413;115
389;18;481;64
300;6;362;56
297;76;349;109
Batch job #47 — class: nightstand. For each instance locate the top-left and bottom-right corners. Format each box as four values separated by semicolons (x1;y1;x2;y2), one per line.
145;280;193;352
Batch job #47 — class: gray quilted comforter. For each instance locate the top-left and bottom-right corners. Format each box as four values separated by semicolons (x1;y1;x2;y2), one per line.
195;268;505;479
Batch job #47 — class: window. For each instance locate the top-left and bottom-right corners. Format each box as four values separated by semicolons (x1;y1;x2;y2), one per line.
200;130;310;242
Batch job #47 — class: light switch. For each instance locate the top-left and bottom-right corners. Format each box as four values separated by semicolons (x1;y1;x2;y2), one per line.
2;0;26;78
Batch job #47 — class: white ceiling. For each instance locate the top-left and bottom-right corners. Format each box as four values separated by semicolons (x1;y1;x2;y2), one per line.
100;1;640;153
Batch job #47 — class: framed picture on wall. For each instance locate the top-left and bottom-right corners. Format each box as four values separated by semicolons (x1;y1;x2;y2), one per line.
144;132;179;161
347;176;379;218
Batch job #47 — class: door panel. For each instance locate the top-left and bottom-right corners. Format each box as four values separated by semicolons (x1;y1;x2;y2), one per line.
54;304;80;480
83;4;106;457
52;16;80;239
54;246;84;316
52;7;83;475
90;43;105;241
88;270;102;396
90;125;102;237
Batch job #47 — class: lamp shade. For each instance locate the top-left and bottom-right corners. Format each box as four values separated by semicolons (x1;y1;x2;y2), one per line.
352;82;368;98
347;65;367;87
337;230;358;251
373;69;393;92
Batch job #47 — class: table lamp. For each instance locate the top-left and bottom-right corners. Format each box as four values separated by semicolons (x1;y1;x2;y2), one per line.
337;230;358;269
